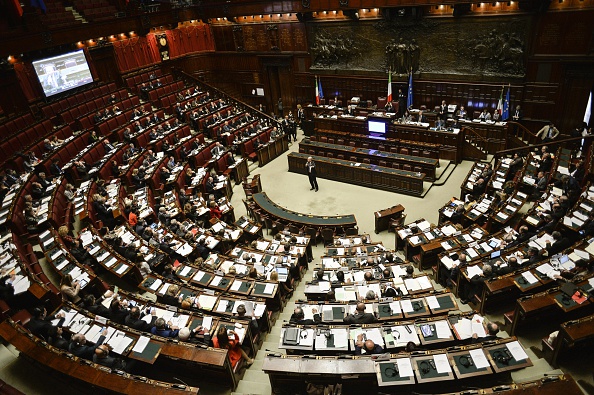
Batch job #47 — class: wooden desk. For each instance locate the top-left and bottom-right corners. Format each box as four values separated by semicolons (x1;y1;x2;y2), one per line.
313;116;463;163
548;314;594;367
374;204;405;234
288;152;425;196
252;192;356;231
0;320;199;394
263;337;533;393
300;139;438;181
228;157;249;185
257;135;289;167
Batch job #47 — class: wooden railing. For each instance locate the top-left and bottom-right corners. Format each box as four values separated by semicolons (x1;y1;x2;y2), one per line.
508;121;540;145
177;69;276;124
493;135;593;162
461;126;490;152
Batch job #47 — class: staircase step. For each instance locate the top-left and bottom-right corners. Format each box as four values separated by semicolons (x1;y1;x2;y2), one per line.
235;378;271;395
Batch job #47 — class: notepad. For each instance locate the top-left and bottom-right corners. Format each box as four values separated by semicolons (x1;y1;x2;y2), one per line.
469;349;490;369
132;336;150;353
426;296;440;310
434;354;452;374
506;340;528;361
397;358;414;377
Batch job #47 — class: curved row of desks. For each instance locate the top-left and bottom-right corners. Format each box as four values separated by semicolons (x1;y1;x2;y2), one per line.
251;192;357;232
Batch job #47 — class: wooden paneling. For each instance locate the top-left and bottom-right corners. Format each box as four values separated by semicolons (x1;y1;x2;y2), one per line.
531;10;594;55
212;23;307;53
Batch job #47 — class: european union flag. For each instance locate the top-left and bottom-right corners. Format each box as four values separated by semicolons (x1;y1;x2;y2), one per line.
406;72;413;109
31;0;47;13
502;86;510;121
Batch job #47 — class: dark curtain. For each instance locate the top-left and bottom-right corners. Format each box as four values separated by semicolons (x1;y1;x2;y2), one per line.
83;47;98;81
112;37;161;73
166;24;216;58
13;62;43;102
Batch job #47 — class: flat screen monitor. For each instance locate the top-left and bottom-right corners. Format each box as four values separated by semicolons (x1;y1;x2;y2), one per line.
368;119;387;135
32;50;94;98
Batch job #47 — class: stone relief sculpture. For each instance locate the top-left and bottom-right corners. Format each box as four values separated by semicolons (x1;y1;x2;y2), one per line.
463;29;525;75
385;38;420;74
308;18;526;77
310;30;360;68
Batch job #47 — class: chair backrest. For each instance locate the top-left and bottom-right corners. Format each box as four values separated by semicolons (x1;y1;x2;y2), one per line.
377;97;387;109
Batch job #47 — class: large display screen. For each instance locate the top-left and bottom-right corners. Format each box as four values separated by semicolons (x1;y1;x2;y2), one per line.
32;50;94;98
368;119;387;134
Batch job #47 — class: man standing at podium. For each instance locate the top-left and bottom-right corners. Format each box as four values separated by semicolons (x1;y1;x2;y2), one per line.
306;156;319;192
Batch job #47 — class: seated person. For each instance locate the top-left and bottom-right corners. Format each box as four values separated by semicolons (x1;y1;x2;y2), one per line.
151;318;180;338
212;326;253;367
60;274;81;305
93;344;129;372
69;328;107;360
354;334;384;355
343;302;377;324
178;326;211;345
47;326;69;350
125;306;157;332
289;307;320;325
471;322;500;343
478;109;492;121
461;264;493;303
82;294;111;317
27;306;65;340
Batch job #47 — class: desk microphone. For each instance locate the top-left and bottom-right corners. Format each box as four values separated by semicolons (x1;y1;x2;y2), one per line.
173;377;189;388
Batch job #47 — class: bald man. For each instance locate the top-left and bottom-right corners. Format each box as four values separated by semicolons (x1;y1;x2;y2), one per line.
355;333;384;355
343;302;377;324
471;322;500;343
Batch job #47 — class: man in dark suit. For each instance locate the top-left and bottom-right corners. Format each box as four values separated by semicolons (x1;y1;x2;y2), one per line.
125;306;157;332
438;100;448;121
26;307;65;340
289;307;320;325
397;88;406;117
355;334;384;355
546;231;572;255
69;328;107;360
306;156;319;192
82;294;110;317
49;159;63;178
472;178;486;198
462;264;493;303
343;302;377;324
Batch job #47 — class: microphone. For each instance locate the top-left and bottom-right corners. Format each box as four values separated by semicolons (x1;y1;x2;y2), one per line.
172;377;189;388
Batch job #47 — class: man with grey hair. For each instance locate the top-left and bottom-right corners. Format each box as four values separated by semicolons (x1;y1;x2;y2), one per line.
69;328;107;360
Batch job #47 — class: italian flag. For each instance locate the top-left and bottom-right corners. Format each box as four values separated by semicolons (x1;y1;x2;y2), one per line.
496;85;504;115
387;70;392;103
315;76;320;106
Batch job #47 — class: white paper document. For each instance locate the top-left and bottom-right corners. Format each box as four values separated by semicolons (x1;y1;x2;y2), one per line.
425;296;440;310
506;340;528;361
469;349;490;369
397;358;414;377
132;336;150;353
433;354;452;374
435;320;451;339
